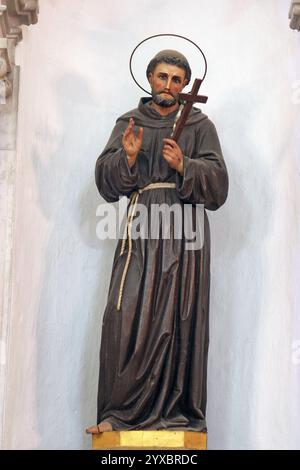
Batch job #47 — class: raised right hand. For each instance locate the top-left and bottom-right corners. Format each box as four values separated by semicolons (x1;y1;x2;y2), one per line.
122;118;144;168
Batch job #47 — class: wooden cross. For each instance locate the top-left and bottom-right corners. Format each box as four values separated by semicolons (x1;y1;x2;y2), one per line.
171;78;208;142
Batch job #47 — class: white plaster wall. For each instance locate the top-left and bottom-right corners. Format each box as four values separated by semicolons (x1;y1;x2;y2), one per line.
2;0;300;449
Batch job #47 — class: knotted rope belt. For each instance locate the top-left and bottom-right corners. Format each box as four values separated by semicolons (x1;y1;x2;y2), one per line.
117;182;177;311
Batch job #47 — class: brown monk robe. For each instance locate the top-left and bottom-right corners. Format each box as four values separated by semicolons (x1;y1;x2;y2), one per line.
86;52;228;434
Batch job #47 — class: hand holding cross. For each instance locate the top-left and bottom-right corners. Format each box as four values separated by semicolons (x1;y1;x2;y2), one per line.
171;78;208;142
162;78;208;175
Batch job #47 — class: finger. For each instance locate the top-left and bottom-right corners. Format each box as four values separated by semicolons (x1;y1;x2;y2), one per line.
125;118;134;133
86;425;99;434
162;148;174;156
123;121;134;135
163;147;179;159
163;154;176;167
164;142;180;154
123;127;131;139
163;151;176;161
123;121;136;142
137;127;144;141
163;143;176;151
122;133;132;147
162;153;172;162
163;138;177;147
127;118;134;132
163;151;182;164
163;139;181;155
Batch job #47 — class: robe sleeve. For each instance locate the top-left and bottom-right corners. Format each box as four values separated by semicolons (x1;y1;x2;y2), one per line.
95;120;139;202
176;118;229;210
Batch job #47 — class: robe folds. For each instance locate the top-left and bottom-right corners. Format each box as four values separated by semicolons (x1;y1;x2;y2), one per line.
95;97;228;431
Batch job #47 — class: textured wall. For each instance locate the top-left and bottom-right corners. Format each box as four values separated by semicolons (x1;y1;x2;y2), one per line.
2;0;300;449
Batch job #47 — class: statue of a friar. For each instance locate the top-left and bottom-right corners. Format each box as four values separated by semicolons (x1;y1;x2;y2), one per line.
87;47;228;434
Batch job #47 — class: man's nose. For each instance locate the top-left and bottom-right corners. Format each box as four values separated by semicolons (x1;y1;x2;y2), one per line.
166;77;172;89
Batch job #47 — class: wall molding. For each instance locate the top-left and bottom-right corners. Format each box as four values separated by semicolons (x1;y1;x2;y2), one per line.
289;0;300;31
0;0;39;450
0;0;39;101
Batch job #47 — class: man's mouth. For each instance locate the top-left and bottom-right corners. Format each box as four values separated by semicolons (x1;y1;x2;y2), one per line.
152;90;177;108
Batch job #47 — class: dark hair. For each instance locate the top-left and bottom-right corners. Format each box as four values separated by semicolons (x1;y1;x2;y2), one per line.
146;55;191;85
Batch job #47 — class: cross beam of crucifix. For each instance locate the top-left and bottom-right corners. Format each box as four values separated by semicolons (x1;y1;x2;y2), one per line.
171;78;208;142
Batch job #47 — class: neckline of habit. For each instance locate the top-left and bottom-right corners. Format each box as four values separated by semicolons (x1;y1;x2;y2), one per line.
140;97;180;121
116;97;206;128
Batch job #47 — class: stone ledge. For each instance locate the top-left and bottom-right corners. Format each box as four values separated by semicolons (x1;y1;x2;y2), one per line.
92;430;207;450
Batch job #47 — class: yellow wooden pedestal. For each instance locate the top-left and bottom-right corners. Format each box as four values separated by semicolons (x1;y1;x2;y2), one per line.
92;430;207;450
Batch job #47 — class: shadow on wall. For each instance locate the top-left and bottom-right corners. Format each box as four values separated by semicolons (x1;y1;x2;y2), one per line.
206;86;274;449
31;73;116;449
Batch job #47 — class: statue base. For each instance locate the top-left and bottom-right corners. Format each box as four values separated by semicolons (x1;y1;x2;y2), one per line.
92;430;207;450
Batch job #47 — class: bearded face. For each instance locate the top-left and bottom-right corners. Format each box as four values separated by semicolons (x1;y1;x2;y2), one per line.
148;63;188;109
